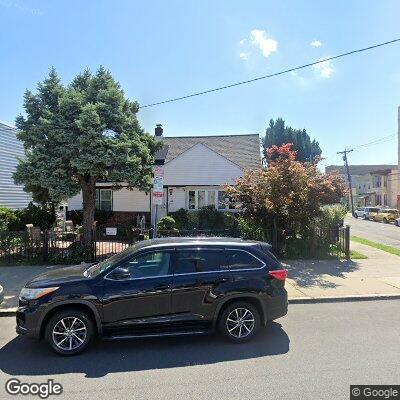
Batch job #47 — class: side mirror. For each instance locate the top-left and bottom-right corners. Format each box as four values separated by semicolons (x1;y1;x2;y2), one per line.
109;267;131;280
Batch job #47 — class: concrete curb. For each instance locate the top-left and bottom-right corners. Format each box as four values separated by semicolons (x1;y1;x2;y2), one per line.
0;308;17;317
289;294;400;304
1;294;400;316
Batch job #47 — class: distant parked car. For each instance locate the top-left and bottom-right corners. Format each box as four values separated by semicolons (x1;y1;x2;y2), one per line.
373;209;399;223
0;284;3;305
354;207;380;220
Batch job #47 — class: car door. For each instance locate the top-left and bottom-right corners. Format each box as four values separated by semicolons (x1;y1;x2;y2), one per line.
170;248;230;326
102;249;173;327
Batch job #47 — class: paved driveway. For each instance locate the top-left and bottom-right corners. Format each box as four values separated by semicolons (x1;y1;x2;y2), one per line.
345;215;400;248
0;301;399;400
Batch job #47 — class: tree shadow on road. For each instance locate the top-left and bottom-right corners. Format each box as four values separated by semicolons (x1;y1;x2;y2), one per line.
0;322;289;378
284;259;359;288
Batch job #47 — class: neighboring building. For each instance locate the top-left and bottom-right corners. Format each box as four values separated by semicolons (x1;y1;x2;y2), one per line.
325;164;399;209
68;125;261;226
0;121;32;209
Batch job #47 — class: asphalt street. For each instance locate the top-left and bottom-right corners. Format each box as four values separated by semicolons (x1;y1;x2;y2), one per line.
0;301;399;400
345;215;400;248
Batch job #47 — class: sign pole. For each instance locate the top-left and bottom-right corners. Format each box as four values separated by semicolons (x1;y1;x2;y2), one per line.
153;204;158;238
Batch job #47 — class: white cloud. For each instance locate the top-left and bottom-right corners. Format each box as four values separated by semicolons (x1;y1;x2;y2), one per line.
239;29;277;61
313;57;333;78
250;29;277;58
310;40;322;48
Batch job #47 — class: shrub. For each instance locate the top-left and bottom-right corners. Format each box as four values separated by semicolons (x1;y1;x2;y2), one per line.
157;216;178;231
318;204;347;229
198;205;226;229
169;208;190;230
236;216;265;241
67;210;113;226
0;206;17;232
11;203;55;230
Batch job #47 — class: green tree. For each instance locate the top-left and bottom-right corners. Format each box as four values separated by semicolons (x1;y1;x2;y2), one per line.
14;67;160;255
225;144;346;253
263;118;322;162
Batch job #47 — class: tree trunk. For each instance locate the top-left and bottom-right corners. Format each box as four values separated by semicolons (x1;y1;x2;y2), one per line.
81;176;96;261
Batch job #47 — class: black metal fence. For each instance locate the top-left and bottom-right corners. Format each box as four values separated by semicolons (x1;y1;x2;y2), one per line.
0;224;351;264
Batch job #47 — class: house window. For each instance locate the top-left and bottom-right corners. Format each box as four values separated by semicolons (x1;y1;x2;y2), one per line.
188;191;196;210
187;189;236;210
218;191;226;209
207;191;215;207
198;190;206;209
96;189;113;211
217;190;236;210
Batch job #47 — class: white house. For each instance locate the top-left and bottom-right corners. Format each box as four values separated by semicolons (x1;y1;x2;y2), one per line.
67;125;261;225
0;121;32;209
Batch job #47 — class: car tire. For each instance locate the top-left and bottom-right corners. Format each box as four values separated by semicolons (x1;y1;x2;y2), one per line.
362;215;367;220
395;220;399;227
383;218;388;224
45;308;94;356
218;302;260;343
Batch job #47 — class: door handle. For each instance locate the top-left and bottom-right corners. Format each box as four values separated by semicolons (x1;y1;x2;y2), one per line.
215;277;228;284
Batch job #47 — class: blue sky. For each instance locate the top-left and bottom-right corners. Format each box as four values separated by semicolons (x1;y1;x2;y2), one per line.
1;0;399;168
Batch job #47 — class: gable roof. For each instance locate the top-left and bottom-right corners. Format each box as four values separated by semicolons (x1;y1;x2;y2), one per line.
325;164;397;175
155;134;261;170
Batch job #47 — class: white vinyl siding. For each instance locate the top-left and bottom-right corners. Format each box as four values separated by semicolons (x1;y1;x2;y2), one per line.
163;143;243;186
112;188;150;212
68;188;150;212
0;123;32;209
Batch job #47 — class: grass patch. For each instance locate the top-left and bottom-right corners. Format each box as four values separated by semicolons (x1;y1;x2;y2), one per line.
348;249;368;259
351;236;400;257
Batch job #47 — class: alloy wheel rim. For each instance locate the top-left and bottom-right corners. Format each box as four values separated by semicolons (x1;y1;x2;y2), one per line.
226;307;255;338
52;317;87;351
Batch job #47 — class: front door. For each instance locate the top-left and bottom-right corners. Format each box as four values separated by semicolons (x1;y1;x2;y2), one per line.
102;250;173;328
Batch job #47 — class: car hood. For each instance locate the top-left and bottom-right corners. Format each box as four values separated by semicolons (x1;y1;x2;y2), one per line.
26;264;91;288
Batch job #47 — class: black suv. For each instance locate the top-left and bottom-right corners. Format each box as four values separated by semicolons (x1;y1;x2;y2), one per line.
17;237;288;355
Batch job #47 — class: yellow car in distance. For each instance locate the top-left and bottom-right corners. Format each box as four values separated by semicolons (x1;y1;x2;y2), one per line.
373;209;399;223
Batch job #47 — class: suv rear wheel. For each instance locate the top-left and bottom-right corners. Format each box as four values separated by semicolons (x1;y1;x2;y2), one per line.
218;302;260;343
45;308;94;356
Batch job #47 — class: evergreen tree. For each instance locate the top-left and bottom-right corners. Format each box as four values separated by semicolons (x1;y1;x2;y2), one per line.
263;118;322;162
14;67;160;255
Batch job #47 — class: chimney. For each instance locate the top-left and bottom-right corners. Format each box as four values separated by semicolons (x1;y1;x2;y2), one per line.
155;124;163;138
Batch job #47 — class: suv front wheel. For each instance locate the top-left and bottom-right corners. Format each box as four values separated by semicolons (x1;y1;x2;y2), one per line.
218;302;260;343
45;308;94;356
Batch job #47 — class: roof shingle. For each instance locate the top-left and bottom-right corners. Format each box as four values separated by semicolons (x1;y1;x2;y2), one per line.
155;134;261;170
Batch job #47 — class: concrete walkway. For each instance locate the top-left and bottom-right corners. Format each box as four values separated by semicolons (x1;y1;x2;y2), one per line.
0;243;399;312
285;241;400;301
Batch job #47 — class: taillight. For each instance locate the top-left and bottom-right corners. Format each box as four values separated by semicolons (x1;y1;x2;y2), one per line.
268;269;287;281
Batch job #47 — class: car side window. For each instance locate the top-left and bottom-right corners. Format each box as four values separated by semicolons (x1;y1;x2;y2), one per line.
120;251;171;279
226;250;264;270
173;250;223;274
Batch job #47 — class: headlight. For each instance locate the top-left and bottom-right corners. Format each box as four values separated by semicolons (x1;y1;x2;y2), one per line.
19;287;59;300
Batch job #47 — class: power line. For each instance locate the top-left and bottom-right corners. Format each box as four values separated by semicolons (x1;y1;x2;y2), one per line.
138;37;400;109
352;133;397;150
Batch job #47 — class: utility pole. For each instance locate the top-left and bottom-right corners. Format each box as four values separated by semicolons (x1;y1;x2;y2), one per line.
337;149;355;216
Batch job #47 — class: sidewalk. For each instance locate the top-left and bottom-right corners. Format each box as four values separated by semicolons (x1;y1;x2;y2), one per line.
0;243;399;313
285;241;400;301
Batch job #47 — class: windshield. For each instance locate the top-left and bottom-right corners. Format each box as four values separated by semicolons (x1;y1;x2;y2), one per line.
85;244;139;277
